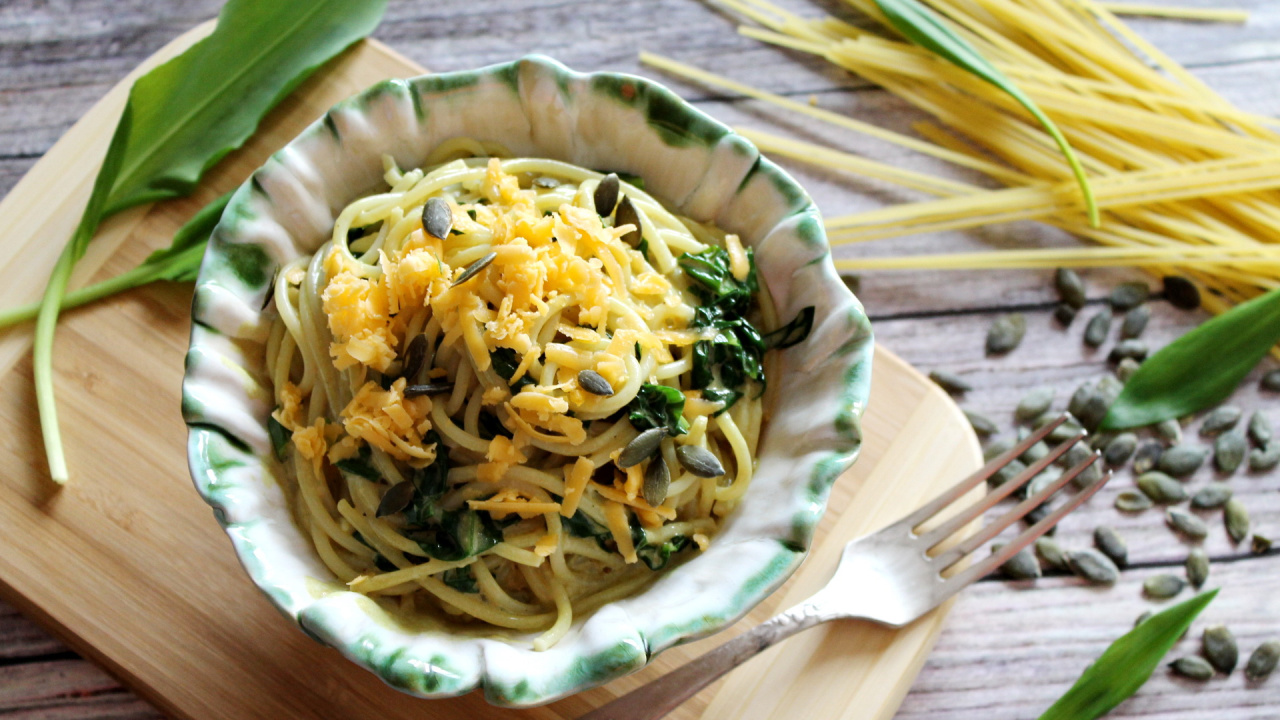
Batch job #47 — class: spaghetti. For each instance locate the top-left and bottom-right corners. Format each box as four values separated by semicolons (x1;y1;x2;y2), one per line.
264;141;812;649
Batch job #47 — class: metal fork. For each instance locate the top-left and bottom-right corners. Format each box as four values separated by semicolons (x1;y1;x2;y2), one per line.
579;413;1107;720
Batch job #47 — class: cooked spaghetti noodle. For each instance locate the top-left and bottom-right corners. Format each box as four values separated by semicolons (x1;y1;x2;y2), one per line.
264;141;812;649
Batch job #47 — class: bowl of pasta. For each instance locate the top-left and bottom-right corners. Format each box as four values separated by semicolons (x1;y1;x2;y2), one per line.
182;55;872;706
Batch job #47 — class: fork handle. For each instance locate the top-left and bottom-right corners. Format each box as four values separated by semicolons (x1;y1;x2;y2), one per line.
577;602;827;720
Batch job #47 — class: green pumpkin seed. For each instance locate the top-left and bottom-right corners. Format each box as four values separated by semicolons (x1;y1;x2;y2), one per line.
1157;444;1207;477
1137;471;1187;504
988;458;1027;488
1167;508;1208;541
992;543;1041;580
532;175;561;189
1200;405;1242;436
1143;573;1186;599
1020;439;1050;465
986;313;1026;354
577;369;614;397
1068;383;1108;431
403;383;454;398
400;333;429;382
1089;430;1117;450
1133;439;1164;473
1249;443;1280;472
1203;625;1239;674
1224;498;1250;544
619;427;666;468
929;370;972;395
983;437;1016;462
1055;268;1087;308
1083;310;1111;347
1109;281;1150;311
1248;411;1272;446
1023;502;1055;534
1015;386;1054;422
1103;433;1138;465
1059;442;1091;469
1214;431;1247;473
1096;374;1124;405
1154;418;1182;444
1048;419;1086;444
1094;525;1128;568
1116;356;1141;383
614;195;641;247
452;251;496;286
1120;304;1150;339
1245;640;1280;683
643;458;671;506
1263;369;1280;392
1190;482;1233;510
1163;275;1201;310
594;172;620;215
423;196;453;239
376;481;417;518
1026;466;1063;501
1186;548;1210;589
1053;303;1078;326
1253;534;1273;555
1067;446;1104;489
675;445;726;478
1108;339;1149;364
1169;656;1214;681
965;409;999;437
1135;610;1154;627
1066;549;1119;585
1115;490;1154;513
1035;536;1069;571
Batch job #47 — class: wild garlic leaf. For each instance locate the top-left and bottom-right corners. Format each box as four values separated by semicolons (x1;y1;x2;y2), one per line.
872;0;1098;225
1103;288;1280;429
138;191;233;283
1038;590;1216;720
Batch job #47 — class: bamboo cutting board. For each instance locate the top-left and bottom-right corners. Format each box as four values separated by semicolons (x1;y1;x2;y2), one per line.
0;25;981;720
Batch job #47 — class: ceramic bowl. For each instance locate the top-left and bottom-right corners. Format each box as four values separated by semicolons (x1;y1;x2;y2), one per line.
182;55;873;707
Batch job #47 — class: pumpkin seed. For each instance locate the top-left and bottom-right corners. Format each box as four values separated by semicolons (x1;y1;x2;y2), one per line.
985;313;1026;354
423;196;453;239
1055;268;1087;308
983;437;1016;462
675;445;726;478
1020;439;1050;465
1154;418;1182;444
992;543;1041;580
1035;536;1069;571
1167;508;1208;541
403;383;454;398
619;428;666;467
577;369;614;397
1262;369;1280;392
1015;387;1054;422
643;457;671;506
1096;374;1124;405
1083;310;1111;348
1214;431;1247;473
1103;433;1138;465
1066;549;1119;585
1068;383;1108;431
1190;482;1233;510
1137;471;1187;504
1108;339;1149;364
1224;498;1250;544
1133;439;1164;473
1069;448;1105;489
532;175;561;188
614;195;641;247
1249;443;1280;472
1186;547;1210;589
1026;466;1063;501
1120;304;1150;339
1048;419;1086;444
965;409;998;437
1248;410;1272;446
1163;275;1201;310
401;333;429;381
1143;573;1185;599
1245;640;1280;683
1094;525;1128;568
1059;442;1092;469
1200;405;1242;436
1203;625;1239;674
594;172;620;215
1169;656;1214;681
1023;502;1055;535
1115;356;1141;383
1109;281;1150;311
1135;610;1154;627
1089;430;1117;450
1253;533;1273;555
1053;303;1078;326
452;251;496;287
376;481;417;517
928;370;971;395
988;458;1026;488
1157;444;1207;477
1115;490;1154;513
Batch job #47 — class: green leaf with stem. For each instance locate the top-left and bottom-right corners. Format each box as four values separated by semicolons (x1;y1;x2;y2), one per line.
1038;590;1216;720
34;0;388;483
873;0;1098;225
1103;287;1280;429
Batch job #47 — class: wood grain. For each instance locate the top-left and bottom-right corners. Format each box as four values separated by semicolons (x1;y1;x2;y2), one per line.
1;0;1278;717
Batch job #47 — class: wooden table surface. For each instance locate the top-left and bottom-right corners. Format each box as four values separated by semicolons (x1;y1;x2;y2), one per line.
2;1;1278;718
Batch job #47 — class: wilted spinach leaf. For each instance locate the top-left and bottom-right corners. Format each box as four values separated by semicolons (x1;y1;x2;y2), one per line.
627;384;687;436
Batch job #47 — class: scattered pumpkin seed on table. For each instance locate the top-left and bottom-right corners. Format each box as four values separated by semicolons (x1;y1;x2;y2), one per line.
1143;573;1185;599
1015;386;1054;422
1135;610;1154;627
1199;405;1242;436
1245;640;1280;683
1254;534;1273;555
1214;431;1247;473
1163;275;1201;310
993;543;1041;580
1167;508;1209;541
1026;466;1063;500
928;370;971;395
1185;548;1210;589
1154;418;1182;444
1020;439;1050;465
1203;625;1239;674
1190;482;1233;510
1261;369;1280;392
1066;549;1120;585
1055;267;1087;308
1116;356;1141;382
986;313;1026;354
1096;374;1124;405
989;458;1027;488
1103;433;1137;465
1035;536;1070;571
1053;303;1078;325
1094;526;1128;568
1137;471;1187;504
1048;419;1086;444
983;437;1016;461
1115;490;1154;513
1109;281;1150;311
1108;339;1149;363
1120;304;1150;339
1083;310;1111;348
1169;656;1214;681
1250;444;1280;472
1133;439;1164;473
1088;429;1116;450
1157;444;1207;477
1225;498;1251;544
1248;410;1272;446
964;409;998;437
1067;383;1108;431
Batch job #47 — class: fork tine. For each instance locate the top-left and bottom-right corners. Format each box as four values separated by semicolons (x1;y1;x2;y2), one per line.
916;429;1086;550
946;463;1110;590
932;447;1102;569
895;413;1071;532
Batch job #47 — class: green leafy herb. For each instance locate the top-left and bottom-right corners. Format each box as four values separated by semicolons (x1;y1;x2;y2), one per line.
32;0;388;483
636;534;690;571
266;414;290;461
441;567;479;594
873;0;1097;225
1102;288;1280;429
1037;590;1217;720
562;508;612;544
627;384;688;436
680;246;758;313
412;510;501;562
334;446;380;481
490;347;537;392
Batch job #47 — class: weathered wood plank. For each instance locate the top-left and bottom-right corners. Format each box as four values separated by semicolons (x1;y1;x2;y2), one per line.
0;658;160;720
